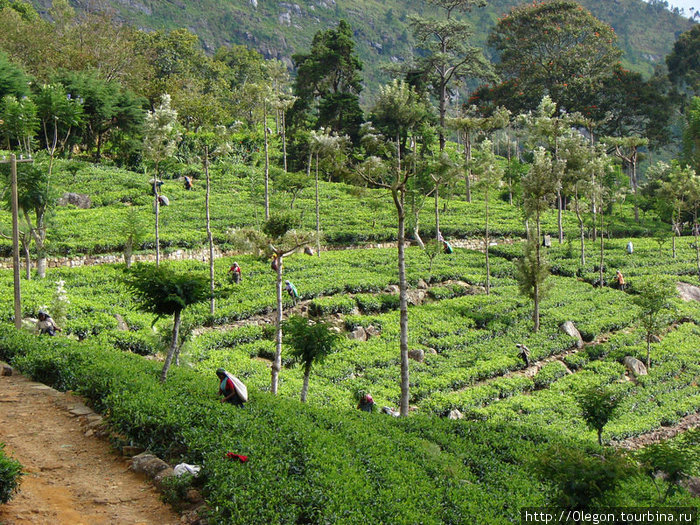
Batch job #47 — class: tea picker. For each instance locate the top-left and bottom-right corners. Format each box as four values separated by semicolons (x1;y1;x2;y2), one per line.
216;368;247;407
285;280;299;306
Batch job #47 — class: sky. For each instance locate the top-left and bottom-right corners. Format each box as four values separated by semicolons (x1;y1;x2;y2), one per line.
668;0;699;17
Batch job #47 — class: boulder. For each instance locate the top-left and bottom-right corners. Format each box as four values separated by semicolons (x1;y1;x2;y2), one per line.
425;348;438;355
417;279;429;290
683;476;700;497
114;313;129;331
131;453;171;478
559;321;583;349
384;285;400;294
365;325;381;338
1;364;12;376
623;356;648;377
348;326;367;341
448;409;464;420
406;289;427;306
329;326;342;334
58;192;92;209
650;334;661;343
408;349;425;363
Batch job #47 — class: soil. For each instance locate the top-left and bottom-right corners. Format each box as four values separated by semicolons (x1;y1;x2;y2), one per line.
0;370;180;525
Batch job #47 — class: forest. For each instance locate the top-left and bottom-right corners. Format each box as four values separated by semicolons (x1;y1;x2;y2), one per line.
0;0;699;523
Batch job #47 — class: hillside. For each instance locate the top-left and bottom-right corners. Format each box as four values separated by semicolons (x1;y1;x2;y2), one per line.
31;0;695;92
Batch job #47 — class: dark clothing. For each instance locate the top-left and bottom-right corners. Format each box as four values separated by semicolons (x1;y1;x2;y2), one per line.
229;265;241;284
358;394;375;413
443;241;453;254
220;376;244;407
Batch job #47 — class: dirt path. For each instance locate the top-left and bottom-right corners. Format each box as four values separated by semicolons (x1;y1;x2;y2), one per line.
0;370;180;525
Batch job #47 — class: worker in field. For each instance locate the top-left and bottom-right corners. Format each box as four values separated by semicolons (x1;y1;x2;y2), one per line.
158;195;169;206
183;176;193;190
357;392;375;413
615;270;626;291
270;253;280;272
228;262;242;284
626;241;634;254
285;280;299;305
36;311;61;336
442;239;453;254
516;344;530;367
216;368;245;407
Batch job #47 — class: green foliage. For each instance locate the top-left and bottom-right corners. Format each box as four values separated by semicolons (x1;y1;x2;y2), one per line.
262;212;297;240
0;51;30;100
533;361;570;390
576;385;620;445
125;263;210;317
532;444;635;510
636;440;695;502
666;25;700;96
0;443;22;504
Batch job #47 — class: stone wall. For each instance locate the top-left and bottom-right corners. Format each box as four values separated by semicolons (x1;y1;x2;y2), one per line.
0;238;519;270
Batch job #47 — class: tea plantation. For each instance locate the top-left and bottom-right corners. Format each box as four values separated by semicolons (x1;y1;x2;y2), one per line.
1;162;699;523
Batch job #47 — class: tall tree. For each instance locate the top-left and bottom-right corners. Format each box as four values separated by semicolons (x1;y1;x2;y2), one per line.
602;135;649;223
472;139;503;294
410;0;492;152
143;94;181;266
481;0;620;115
360;79;431;416
666;25;700;97
633;278;676;370
290;20;364;144
520;147;558;331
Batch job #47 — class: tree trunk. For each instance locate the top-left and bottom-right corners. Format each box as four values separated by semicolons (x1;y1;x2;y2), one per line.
557;189;564;244
315;152;321;257
434;181;440;240
22;239;31;280
300;364;311;403
160;309;181;382
154;165;160;267
205;148;215;315
263;101;270;221
272;254;284;394
646;334;651;370
632;159;639;223
282;110;288;173
534;214;541;332
485;188;490;295
695;228;700;279
599;209;605;288
575;188;585;267
392;182;410;417
124;238;133;269
464;136;472;203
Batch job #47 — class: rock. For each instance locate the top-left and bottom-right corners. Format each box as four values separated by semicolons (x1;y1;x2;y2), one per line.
348;326;366;341
186;488;204;504
131;453;171;478
114;314;129;331
407;289;427;306
384;285;400;294
122;445;145;457
448;409;463;420
408;349;425;363
623;356;648;377
683;476;700;497
425;348;438;355
329;326;341;334
559;321;583;349
417;279;429;290
365;325;381;338
650;334;661;343
57;192;92;209
154;467;175;487
676;282;700;302
1;365;12;376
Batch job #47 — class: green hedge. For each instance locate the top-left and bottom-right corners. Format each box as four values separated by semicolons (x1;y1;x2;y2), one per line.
0;443;22;504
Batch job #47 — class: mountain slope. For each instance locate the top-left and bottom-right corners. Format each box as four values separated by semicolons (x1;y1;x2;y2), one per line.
34;0;695;90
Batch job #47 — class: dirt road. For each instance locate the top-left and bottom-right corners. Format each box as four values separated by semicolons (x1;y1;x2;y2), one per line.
0;370;180;525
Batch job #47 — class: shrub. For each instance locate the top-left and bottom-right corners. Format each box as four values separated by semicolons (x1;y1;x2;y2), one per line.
0;444;22;504
533;361;569;389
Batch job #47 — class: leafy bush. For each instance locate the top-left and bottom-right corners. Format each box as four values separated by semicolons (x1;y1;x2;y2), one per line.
308;296;356;317
533;361;570;389
0;443;22;504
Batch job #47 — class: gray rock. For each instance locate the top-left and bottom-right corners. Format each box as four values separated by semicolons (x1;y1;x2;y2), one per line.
448;409;463;420
348;326;366;341
131;453;171;478
154;467;175;487
683;476;700;497
58;192;92;209
650;334;661;343
417;279;429;290
425;348;438;355
407;289;427;306
559;321;583;348
623;356;648;377
408;349;425;363
1;364;12;376
384;285;400;294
